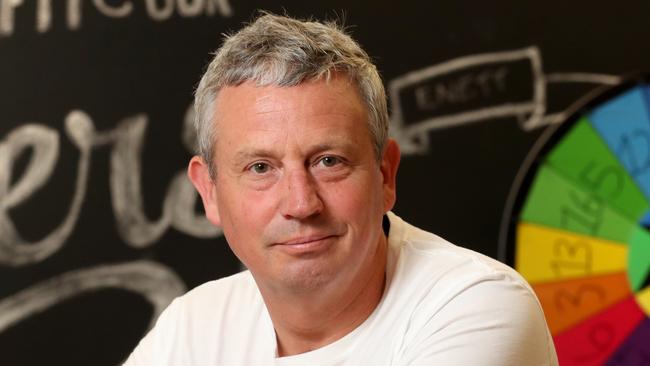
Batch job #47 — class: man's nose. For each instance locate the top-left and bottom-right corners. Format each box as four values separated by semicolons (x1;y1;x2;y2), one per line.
280;168;324;220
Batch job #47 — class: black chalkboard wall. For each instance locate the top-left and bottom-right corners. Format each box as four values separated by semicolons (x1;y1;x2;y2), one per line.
1;0;649;364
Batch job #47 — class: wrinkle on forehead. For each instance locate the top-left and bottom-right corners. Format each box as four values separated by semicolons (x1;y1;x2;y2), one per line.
253;93;281;115
240;78;366;116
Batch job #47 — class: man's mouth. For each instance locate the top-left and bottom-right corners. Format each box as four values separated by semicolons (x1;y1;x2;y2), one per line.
279;234;336;245
272;234;338;254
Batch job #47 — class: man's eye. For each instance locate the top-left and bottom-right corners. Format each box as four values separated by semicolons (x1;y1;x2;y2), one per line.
249;162;270;174
318;156;340;167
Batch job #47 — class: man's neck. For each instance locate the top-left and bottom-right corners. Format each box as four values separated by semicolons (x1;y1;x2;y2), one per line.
260;238;388;357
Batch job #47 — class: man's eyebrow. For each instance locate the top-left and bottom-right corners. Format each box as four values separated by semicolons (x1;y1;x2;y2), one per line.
307;141;356;155
232;140;358;163
232;148;276;164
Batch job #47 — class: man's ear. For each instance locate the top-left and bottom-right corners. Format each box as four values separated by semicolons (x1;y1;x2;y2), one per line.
187;156;222;227
380;139;400;212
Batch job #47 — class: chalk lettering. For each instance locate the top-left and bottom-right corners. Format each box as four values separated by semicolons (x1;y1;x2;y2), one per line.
178;0;206;17
36;0;51;32
0;0;22;35
109;108;220;247
414;67;508;111
145;0;174;21
67;0;81;30
205;0;233;17
94;0;133;18
0;105;220;266
0;111;93;267
0;0;234;37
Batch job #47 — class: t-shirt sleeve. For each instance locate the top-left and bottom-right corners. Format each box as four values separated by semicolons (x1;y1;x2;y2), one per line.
122;297;186;366
398;272;558;366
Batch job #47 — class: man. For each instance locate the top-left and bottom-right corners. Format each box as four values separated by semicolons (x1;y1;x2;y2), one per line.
125;13;558;365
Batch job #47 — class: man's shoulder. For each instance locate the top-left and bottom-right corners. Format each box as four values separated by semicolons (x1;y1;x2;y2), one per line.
124;270;272;365
384;214;557;365
391;215;526;283
388;212;535;299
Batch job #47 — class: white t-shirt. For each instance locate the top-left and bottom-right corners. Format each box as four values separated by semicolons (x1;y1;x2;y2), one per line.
125;213;558;365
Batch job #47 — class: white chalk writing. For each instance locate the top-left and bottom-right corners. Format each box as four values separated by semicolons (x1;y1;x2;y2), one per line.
0;112;92;267
414;67;508;111
0;105;221;267
0;0;234;36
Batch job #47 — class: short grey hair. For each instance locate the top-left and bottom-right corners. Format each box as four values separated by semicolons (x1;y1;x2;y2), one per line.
194;13;389;177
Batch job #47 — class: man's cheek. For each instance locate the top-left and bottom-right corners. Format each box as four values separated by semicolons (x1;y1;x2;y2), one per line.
238;192;274;220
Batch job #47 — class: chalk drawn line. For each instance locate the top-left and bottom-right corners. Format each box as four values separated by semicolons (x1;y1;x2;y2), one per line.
0;260;186;333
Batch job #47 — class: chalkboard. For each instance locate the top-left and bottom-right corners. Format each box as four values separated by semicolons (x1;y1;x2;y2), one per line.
1;0;649;364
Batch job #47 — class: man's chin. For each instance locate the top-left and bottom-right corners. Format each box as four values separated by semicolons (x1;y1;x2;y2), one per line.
273;262;339;294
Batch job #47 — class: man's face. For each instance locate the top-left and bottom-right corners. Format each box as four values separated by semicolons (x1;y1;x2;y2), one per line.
189;76;399;294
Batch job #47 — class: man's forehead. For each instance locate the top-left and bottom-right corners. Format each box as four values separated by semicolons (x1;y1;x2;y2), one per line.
215;81;366;129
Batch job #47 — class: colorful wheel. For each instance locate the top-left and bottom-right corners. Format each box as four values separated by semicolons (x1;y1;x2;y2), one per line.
500;77;650;365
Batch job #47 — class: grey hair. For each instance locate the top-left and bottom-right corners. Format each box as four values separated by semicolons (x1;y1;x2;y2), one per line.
194;13;389;178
